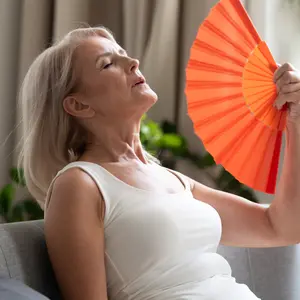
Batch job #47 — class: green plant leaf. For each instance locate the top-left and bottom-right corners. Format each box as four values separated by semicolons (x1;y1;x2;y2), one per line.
238;188;258;203
194;152;216;169
141;120;163;146
217;169;242;192
160;134;183;148
0;184;15;216
147;121;163;138
140;123;151;144
161;120;177;134
225;179;242;192
141;114;147;122
202;153;215;167
22;199;44;220
217;169;235;188
8;202;25;222
10;168;26;186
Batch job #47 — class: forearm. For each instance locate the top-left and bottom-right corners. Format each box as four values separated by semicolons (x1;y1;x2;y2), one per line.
267;121;300;242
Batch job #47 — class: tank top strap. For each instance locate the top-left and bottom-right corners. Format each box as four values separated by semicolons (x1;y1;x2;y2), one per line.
44;161;119;223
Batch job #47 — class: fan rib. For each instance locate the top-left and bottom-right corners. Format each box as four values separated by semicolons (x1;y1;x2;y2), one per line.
252;99;275;123
234;122;266;177
217;2;254;49
195;104;247;142
221;117;257;162
259;42;278;72
244;90;278;129
247;60;274;77
220;118;262;182
187;60;243;77
229;0;261;44
188;93;243;109
278;110;287;131
248;127;275;192
247;45;275;76
245;88;276;105
257;131;282;194
203;20;249;58
186;80;241;89
193;40;245;68
245;66;274;79
265;132;281;193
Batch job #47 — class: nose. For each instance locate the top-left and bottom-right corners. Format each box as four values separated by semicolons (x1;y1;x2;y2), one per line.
128;57;139;73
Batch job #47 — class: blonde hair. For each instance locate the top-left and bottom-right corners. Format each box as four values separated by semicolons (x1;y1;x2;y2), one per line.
18;26;158;209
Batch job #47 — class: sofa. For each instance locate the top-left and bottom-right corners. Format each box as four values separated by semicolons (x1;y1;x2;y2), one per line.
0;220;300;300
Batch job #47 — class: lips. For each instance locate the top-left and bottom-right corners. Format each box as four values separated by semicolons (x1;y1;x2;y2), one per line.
133;77;145;87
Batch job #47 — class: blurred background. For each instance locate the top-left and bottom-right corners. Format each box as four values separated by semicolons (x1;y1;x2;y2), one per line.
0;0;300;222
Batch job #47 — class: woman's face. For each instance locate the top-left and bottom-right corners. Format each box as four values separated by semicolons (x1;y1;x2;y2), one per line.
67;36;157;121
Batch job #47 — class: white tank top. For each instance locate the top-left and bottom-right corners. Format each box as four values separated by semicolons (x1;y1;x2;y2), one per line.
45;161;260;300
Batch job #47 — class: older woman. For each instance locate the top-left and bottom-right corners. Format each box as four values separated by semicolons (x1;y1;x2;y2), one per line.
19;26;300;300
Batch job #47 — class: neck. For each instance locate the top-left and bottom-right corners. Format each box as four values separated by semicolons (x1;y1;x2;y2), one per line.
80;121;148;164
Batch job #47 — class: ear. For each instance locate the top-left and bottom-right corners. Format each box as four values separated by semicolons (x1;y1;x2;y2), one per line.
63;95;95;118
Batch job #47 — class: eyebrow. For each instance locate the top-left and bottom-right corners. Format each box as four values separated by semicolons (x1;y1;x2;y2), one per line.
95;49;127;64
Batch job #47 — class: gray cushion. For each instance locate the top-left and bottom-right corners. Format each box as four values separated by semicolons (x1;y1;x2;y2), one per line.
0;221;61;300
218;245;300;300
0;276;49;299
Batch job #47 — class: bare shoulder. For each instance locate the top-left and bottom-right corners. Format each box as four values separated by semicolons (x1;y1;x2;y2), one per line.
51;167;100;200
47;167;104;219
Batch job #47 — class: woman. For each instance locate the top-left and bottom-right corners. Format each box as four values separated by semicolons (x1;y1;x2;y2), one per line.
19;26;300;300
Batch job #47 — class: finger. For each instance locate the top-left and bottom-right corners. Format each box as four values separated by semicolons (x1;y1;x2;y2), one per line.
280;82;300;94
274;62;296;82
273;94;286;110
276;71;300;88
274;91;300;110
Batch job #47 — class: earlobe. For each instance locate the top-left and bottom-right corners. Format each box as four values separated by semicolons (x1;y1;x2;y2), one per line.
63;96;95;118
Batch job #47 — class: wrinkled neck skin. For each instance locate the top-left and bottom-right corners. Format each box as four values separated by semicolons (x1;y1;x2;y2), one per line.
79;117;147;164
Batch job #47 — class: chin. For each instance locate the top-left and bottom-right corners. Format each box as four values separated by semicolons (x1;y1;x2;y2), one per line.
131;84;158;112
149;91;158;104
141;91;158;109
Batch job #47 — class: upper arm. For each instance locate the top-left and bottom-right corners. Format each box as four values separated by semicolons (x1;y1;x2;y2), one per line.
45;169;108;300
183;175;293;248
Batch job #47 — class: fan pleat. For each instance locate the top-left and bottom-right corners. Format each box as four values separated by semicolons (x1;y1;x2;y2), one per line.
203;21;250;58
222;119;267;186
187;80;241;89
188;93;243;110
231;127;277;193
227;0;261;43
188;61;243;77
192;40;246;68
216;2;257;49
195;103;249;145
204;108;256;162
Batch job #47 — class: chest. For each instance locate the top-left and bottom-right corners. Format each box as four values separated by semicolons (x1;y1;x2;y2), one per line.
102;163;186;194
104;194;223;281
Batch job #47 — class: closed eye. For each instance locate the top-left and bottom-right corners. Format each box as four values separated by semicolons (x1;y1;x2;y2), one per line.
103;62;113;69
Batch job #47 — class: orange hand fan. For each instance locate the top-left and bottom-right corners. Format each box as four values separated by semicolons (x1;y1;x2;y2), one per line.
185;0;287;194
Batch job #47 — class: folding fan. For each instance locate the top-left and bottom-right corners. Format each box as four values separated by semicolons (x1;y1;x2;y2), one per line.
185;0;287;194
